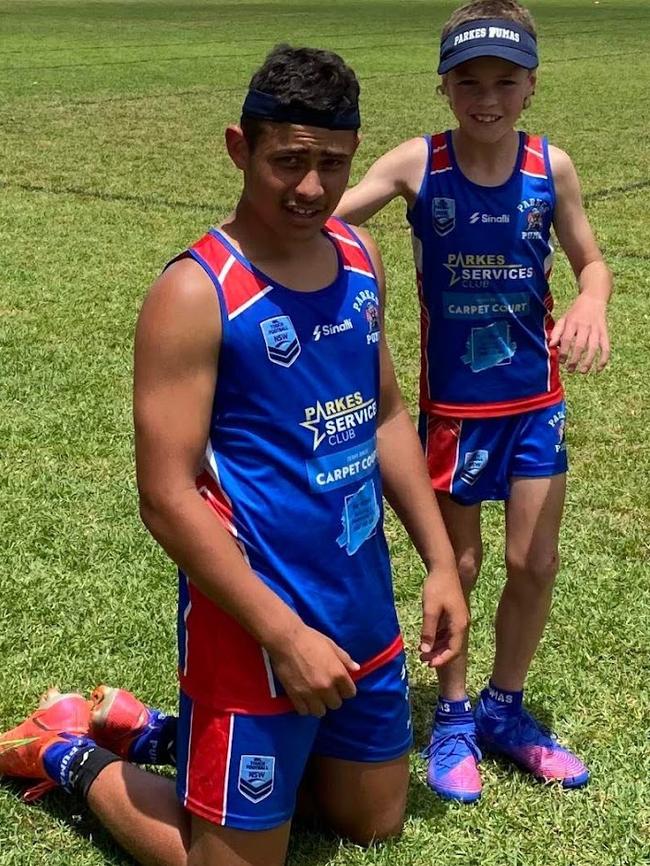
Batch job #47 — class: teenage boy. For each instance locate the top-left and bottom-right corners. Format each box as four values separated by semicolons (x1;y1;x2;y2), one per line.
336;0;611;803
0;45;468;865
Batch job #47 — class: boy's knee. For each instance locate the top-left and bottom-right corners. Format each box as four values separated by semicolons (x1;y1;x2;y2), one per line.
505;549;559;592
457;550;482;595
336;806;405;847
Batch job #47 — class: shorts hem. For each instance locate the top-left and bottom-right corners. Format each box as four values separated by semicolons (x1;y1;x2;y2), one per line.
312;737;413;764
510;465;567;479
181;793;291;831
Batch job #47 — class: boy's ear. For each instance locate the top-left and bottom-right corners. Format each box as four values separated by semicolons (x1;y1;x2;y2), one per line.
528;70;537;95
225;125;249;170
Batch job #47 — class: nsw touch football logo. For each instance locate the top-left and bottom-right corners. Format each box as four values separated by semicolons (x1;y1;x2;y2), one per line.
260;315;301;367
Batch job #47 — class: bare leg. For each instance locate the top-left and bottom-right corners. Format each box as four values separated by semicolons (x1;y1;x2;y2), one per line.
87;762;189;866
493;474;566;691
435;494;483;701
308;754;409;846
87;762;291;866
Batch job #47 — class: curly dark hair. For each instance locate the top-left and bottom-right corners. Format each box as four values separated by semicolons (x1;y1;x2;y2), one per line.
241;44;360;147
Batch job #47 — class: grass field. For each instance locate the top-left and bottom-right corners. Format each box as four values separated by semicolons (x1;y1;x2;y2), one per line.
1;1;649;864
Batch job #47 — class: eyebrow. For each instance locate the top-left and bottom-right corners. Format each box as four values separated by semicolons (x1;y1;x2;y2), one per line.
273;146;349;157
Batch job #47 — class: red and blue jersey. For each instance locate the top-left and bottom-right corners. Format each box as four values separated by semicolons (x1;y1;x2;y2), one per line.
175;218;402;714
408;130;562;418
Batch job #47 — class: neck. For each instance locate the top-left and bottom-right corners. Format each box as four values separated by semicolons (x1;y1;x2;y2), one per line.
451;128;520;186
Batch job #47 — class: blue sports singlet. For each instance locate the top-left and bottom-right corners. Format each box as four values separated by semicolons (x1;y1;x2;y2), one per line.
175;218;402;714
408;130;562;418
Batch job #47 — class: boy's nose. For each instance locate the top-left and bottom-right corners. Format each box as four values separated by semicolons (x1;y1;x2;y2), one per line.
295;169;324;200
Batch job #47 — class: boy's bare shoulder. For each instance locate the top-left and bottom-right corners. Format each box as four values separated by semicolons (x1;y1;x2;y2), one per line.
548;144;577;181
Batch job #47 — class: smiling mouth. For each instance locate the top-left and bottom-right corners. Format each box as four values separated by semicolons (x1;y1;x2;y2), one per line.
283;203;324;219
471;114;502;124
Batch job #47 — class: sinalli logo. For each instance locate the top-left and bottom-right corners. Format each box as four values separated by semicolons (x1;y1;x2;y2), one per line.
470;211;510;225
312;319;353;342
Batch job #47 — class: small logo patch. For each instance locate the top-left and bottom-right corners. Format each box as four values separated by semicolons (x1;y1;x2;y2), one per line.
238;755;275;803
460;450;489;485
260;316;301;367
433;197;456;236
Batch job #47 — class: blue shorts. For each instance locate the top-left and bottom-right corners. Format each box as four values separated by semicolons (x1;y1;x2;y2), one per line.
419;400;568;506
176;651;412;830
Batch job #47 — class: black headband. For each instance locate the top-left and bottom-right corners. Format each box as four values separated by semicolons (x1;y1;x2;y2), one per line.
438;19;538;74
241;88;360;131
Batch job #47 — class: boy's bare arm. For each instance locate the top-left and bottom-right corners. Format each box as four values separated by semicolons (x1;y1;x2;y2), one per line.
354;227;469;668
335;137;429;224
549;146;612;373
134;259;359;717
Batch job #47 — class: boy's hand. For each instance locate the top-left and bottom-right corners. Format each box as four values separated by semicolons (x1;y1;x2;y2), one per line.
420;567;469;668
267;625;359;717
549;294;610;373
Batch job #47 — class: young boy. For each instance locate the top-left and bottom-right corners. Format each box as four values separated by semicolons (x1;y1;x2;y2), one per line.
0;46;468;865
336;0;611;803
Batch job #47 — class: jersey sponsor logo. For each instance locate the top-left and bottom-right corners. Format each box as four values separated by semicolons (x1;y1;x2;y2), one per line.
433;197;456;236
444;253;534;288
336;479;380;555
469;211;510;225
238;755;275;803
300;391;378;450
518;197;551;240
459;449;489;485
548;407;567;453
461;321;517;372
260;316;301;367
442;291;531;319
312;318;353;342
306;438;377;493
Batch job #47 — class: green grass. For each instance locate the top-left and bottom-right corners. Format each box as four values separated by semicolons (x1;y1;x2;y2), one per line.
1;1;649;864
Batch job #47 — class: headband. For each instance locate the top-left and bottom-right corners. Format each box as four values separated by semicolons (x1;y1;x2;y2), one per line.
438;19;538;74
241;88;360;131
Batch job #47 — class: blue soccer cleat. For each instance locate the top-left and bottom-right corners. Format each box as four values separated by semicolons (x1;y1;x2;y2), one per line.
475;689;589;788
423;708;482;803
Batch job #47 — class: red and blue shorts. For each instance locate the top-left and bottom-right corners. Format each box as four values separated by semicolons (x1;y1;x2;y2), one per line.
418;399;568;506
175;650;412;830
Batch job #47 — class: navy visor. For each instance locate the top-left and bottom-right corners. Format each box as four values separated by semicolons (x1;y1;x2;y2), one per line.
438;19;538;74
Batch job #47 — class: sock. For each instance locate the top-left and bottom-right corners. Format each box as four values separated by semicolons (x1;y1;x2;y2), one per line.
128;712;177;766
42;735;120;798
436;696;473;717
484;681;524;714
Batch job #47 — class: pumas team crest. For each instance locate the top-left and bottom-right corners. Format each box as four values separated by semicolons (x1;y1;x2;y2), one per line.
238;755;275;803
433;197;456;236
260;315;301;367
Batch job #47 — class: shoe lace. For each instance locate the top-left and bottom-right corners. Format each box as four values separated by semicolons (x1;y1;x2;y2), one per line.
510;709;557;748
421;730;482;772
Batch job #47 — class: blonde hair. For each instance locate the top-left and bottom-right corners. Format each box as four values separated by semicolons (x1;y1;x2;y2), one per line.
442;0;537;40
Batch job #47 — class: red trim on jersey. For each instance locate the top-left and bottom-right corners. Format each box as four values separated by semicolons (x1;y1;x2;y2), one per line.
430;132;452;173
352;634;404;681
196;469;235;532
191;232;271;319
417;271;432;406
521;134;547;178
421;384;564;419
324;217;374;274
182;704;232;824
424;416;462;492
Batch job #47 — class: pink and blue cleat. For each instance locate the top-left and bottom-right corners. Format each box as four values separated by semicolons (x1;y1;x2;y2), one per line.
424;699;482;803
90;685;176;766
0;689;92;801
474;687;589;788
